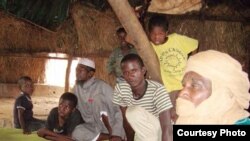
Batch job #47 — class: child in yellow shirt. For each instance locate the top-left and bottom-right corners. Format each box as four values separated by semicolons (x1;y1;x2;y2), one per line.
148;15;199;122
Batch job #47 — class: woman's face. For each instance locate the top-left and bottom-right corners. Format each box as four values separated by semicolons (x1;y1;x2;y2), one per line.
178;71;212;107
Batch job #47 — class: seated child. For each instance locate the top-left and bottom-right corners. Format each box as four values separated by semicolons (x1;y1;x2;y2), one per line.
13;76;45;134
37;92;84;141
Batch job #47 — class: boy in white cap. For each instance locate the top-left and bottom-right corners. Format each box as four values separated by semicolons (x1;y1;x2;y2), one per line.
72;58;124;141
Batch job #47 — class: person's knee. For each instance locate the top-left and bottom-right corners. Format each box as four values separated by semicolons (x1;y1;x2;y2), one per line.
72;124;99;141
72;127;82;141
126;106;138;115
126;106;141;122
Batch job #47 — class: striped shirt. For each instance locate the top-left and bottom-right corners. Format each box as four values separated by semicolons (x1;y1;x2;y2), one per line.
113;80;172;117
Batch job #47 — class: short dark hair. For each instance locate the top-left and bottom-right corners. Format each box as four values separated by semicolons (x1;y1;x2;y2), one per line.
60;92;78;108
121;54;144;68
84;66;96;72
116;27;126;34
148;15;169;32
17;76;32;90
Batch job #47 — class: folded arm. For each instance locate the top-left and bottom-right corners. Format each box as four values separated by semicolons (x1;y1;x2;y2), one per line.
37;128;73;141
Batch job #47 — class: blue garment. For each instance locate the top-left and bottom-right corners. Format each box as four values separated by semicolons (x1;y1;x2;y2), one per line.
235;117;250;125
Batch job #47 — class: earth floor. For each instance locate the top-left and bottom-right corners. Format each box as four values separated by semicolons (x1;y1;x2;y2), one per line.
0;96;59;128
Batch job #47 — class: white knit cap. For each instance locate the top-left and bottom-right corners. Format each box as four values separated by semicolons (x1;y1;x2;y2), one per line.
78;58;95;69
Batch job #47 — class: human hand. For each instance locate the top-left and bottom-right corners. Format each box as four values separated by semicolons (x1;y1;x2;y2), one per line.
110;136;122;141
37;128;46;137
23;129;31;134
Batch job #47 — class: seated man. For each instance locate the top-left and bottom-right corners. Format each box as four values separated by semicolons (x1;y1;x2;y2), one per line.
113;54;173;141
72;58;124;141
37;92;83;141
176;50;250;124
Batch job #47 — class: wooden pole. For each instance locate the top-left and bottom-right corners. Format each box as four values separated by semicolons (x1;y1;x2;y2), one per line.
64;56;73;92
107;0;162;83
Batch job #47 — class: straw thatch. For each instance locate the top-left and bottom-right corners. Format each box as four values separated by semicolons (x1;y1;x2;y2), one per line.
0;2;121;86
148;0;202;14
0;11;57;53
0;56;46;83
166;14;249;73
70;2;120;56
0;1;249;87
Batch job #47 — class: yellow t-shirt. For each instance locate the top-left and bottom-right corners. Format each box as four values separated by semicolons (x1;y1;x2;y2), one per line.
152;33;198;92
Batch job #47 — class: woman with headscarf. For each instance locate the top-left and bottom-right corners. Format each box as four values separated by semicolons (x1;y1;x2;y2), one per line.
176;50;250;124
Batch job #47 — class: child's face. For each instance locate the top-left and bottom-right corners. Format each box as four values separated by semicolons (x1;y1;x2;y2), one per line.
21;81;34;95
149;26;167;45
117;32;128;47
58;99;75;118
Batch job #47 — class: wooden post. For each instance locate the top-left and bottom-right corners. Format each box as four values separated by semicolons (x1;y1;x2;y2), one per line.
107;0;162;83
64;56;73;92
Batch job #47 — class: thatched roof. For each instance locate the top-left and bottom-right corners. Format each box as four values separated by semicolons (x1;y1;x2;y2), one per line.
1;0;249;31
0;0;249;85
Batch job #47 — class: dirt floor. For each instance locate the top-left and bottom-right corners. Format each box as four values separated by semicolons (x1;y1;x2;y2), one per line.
0;96;59;128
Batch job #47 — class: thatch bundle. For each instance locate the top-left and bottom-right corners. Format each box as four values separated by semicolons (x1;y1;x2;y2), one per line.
70;2;120;57
0;12;57;53
148;0;202;14
0;56;46;83
168;17;249;73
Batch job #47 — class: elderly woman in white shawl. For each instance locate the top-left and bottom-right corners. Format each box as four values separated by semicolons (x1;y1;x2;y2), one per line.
176;50;250;124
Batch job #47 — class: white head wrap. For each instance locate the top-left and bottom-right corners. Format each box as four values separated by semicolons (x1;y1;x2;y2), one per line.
176;50;250;124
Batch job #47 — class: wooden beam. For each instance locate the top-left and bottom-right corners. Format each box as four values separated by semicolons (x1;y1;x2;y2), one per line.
156;13;250;23
65;56;73;92
0;51;112;59
107;0;162;83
